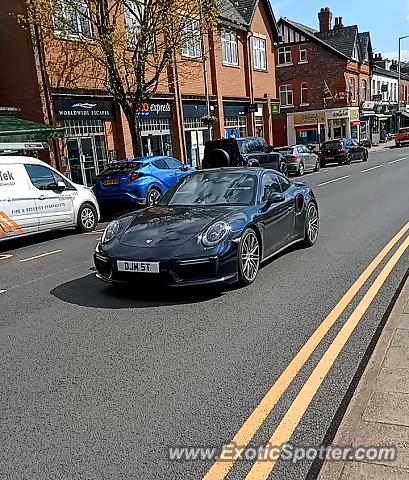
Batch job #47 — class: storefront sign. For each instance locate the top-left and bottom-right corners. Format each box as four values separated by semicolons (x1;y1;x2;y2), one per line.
271;103;281;115
54;96;115;120
246;103;258;113
350;109;360;121
140;100;172;118
183;101;208;118
224;103;247;117
294;111;325;125
372;94;382;101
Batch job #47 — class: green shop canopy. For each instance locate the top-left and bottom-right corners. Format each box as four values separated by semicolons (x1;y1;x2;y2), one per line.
0;113;64;142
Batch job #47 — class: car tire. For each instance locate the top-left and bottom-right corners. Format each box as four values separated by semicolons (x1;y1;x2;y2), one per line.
396;142;401;148
303;202;319;247
237;228;260;286
314;159;320;172
345;153;352;165
280;162;288;176
363;150;368;162
146;187;162;206
209;148;230;168
320;161;326;168
298;162;305;176
77;203;97;233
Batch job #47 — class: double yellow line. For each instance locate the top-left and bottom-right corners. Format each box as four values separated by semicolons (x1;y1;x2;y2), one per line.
204;221;409;480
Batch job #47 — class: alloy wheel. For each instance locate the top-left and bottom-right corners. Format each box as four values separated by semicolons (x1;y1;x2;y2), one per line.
81;207;95;230
240;230;260;283
147;189;161;206
306;203;319;245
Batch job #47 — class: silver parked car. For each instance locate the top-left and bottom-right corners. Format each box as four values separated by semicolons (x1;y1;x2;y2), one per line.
275;145;320;176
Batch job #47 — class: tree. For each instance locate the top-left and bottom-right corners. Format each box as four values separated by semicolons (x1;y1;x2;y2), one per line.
24;0;218;156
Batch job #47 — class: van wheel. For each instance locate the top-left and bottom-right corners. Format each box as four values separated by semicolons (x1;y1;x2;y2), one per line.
77;203;97;232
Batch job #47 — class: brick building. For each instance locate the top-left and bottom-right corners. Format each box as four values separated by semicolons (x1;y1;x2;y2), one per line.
0;0;279;185
273;7;373;147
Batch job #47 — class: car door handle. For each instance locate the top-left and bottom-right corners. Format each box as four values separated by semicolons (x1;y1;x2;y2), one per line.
38;195;46;200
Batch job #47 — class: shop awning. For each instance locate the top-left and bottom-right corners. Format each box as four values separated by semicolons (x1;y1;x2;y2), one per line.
0;115;64;142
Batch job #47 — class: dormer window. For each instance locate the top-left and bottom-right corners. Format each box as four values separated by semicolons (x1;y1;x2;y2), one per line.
352;44;359;61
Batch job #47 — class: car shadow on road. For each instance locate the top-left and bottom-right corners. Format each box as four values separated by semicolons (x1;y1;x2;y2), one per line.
50;273;225;309
0;229;77;253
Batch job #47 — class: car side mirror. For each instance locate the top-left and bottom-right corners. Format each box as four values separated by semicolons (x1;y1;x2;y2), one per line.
263;191;284;204
179;165;189;171
56;181;66;191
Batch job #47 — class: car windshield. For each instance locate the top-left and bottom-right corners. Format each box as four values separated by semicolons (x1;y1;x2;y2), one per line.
99;162;143;176
162;172;258;207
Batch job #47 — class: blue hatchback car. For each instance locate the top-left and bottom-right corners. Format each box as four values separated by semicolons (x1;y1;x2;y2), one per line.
93;156;194;209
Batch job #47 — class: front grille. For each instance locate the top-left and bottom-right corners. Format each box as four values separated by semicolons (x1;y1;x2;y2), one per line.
94;255;112;278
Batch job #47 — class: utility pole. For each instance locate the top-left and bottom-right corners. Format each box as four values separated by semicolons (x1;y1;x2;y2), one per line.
398;35;409;130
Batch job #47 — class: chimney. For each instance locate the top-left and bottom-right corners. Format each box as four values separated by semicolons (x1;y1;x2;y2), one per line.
318;7;332;33
334;17;344;30
338;17;344;28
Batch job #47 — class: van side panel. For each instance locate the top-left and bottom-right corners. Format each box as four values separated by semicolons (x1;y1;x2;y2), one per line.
0;163;39;240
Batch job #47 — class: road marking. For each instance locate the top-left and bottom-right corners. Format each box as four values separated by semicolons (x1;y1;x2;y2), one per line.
362;165;383;173
316;175;350;187
0;254;13;261
245;233;409;479
0;290;6;294
20;250;62;263
83;230;104;236
203;220;409;480
389;157;406;164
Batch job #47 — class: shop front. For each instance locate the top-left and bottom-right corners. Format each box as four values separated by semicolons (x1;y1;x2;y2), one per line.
292;111;325;146
223;102;248;138
326;108;360;140
54;95;114;186
139;99;173;157
183;100;212;167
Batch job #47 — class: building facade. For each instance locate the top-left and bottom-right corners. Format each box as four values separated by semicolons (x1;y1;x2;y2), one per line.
273;8;372;147
0;0;279;184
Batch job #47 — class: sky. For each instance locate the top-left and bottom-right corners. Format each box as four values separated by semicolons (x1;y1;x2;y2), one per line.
271;0;409;60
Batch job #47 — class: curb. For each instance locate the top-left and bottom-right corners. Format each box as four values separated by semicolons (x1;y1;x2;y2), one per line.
316;270;409;480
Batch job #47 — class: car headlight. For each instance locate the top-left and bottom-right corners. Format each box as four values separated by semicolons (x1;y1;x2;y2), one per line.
202;221;231;247
101;220;121;244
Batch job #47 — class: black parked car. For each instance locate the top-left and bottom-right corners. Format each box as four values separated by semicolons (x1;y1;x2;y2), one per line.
202;137;288;175
94;169;319;288
320;139;368;167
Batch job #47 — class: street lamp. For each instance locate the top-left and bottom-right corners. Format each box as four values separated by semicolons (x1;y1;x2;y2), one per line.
398;35;409;129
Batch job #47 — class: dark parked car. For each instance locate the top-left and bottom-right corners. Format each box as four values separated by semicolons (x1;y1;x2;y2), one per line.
94;169;319;288
202;137;288;175
274;145;320;176
320;139;368;167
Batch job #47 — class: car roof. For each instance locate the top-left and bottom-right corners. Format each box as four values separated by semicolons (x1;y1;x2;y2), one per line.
0;155;48;166
113;156;173;165
192;167;277;176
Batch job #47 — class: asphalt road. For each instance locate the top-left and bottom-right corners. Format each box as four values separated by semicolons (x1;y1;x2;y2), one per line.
1;147;409;480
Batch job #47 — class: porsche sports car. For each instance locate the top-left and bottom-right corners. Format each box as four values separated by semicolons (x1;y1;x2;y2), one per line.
94;169;319;287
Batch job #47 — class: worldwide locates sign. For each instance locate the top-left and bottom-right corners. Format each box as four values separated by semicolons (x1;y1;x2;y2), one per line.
53;96;115;120
271;103;281;115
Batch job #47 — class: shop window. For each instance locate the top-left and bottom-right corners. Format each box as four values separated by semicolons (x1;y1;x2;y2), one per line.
299;45;307;63
278;46;292;65
53;0;92;38
300;82;308;105
253;37;267;70
221;29;238;66
279;85;293;106
181;18;202;59
124;0;144;48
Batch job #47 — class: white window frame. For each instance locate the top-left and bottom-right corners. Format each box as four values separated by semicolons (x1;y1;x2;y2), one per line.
124;0;144;48
253;37;267;71
280;84;293;107
181;18;203;59
53;0;92;38
221;29;239;66
278;46;292;66
300;82;308;105
299;45;307;63
349;77;356;101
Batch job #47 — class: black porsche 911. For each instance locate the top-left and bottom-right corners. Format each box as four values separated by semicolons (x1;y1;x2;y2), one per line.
94;169;319;287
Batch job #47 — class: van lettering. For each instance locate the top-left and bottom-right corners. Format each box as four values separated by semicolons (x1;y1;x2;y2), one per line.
0;170;14;181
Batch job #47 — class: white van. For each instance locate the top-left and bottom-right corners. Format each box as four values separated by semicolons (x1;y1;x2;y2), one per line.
0;156;100;242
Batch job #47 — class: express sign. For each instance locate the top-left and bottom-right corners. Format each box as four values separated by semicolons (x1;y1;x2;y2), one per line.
139;100;172;118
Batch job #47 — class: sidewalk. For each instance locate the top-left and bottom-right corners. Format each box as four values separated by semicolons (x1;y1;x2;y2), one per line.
319;272;409;480
370;139;395;153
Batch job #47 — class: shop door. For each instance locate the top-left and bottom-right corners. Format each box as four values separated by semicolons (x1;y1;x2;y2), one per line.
142;135;173;158
66;137;108;186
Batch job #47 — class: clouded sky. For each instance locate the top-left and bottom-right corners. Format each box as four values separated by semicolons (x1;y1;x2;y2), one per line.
272;0;409;60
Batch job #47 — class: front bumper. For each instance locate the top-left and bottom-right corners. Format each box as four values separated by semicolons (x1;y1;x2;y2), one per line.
93;249;238;287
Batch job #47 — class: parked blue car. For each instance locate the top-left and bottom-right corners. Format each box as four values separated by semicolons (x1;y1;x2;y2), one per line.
93;156;194;209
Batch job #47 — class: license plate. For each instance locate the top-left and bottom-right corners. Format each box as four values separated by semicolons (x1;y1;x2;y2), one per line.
117;260;159;273
103;179;120;186
325;156;334;160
